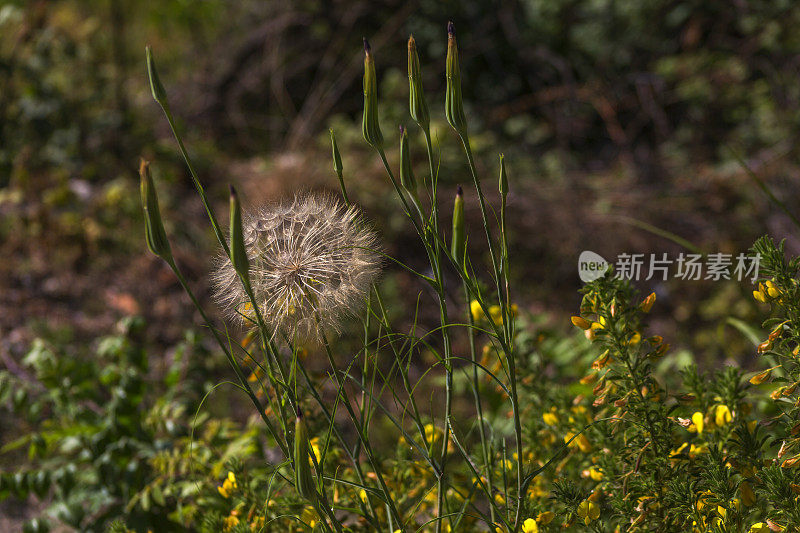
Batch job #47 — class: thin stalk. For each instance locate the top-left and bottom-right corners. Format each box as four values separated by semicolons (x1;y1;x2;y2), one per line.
457;134;525;531
464;281;495;525
159;105;230;257
414;126;455;533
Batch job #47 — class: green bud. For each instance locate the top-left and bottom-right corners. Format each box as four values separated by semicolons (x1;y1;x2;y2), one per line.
145;46;168;108
399;126;417;195
293;412;318;502
451;186;466;269
445;22;467;137
499;154;508;198
139;159;173;263
329;129;349;204
361;39;383;149
407;35;430;132
330;129;343;178
229;186;251;290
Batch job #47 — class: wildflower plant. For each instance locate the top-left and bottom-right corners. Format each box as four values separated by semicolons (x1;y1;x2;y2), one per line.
132;23;800;533
140;22;543;532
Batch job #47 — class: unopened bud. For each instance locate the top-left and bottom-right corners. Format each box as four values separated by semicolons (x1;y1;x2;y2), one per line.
445;22;467;137
293;411;318;502
499;154;508;198
361;39;383;149
330;129;343;178
407;35;430;132
145;46;168;108
399;126;417;195
139;159;173;263
229;186;251;290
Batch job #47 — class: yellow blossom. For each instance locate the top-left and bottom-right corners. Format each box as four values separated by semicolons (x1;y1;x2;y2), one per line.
536;511;555;525
223;515;240;531
470;300;482;322
715;405;732;426
691;412;704;434
309;437;322;465
542;410;559;426
565;432;592;453
589;466;603;481
750;368;775;385
522;518;539;533
749;523;769;533
571;316;592;330
577;500;600;525
218;471;237;498
640;292;656;313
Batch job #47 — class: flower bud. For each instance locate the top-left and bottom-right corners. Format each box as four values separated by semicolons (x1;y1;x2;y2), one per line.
399;126;417;195
145;46;168;108
451;186;466;268
571;316;592;330
498;154;508;198
139;159;173;263
361;39;383;149
445;22;468;137
640;292;656;313
750;367;776;385
407;35;430;132
229;186;251;290
294;412;318;502
330;128;343;178
329;129;348;203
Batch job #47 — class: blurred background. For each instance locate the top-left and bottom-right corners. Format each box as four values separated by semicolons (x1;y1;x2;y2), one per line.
2;0;800;526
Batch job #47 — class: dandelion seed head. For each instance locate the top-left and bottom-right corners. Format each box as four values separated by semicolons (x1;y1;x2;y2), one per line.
212;193;380;341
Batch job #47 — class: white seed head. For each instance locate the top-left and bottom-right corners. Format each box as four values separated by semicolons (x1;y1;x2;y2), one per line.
212;194;381;341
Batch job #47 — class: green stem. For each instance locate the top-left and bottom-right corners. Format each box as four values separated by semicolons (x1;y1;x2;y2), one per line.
464;281;495;525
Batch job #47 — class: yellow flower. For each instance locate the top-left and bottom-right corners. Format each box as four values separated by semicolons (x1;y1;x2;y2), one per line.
640;292;656;313
577;500;600;525
565;432;592;453
536;511;555;525
766;280;780;298
571;316;592;330
522;518;539;533
670;442;688;458
749;523;769;533
218;471;237;498
542;410;559;426
309;437;322;465
715;405;732;427
223;515;240;531
691;412;704;434
470;300;482;322
750;368;775;385
358;489;368;504
494;492;506;505
589;466;604;481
